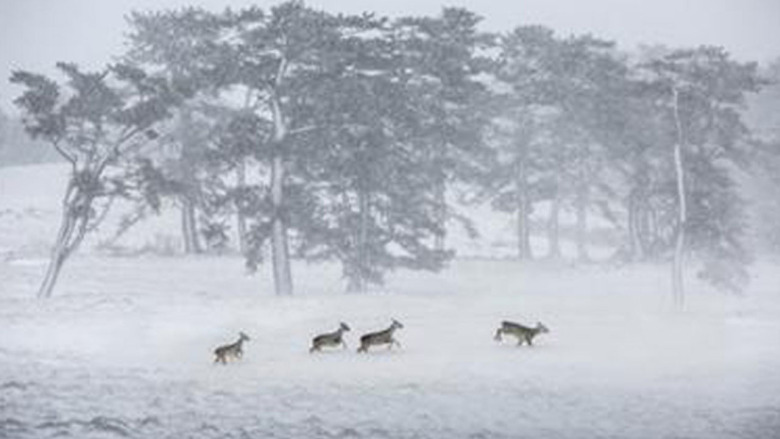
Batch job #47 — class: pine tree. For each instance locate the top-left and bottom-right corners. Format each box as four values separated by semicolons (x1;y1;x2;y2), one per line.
486;26;568;260
393;8;492;252
287;13;454;292
126;8;226;254
640;47;763;303
11;63;185;297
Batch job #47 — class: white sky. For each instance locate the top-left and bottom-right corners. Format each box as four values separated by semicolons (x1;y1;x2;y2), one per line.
1;0;779;113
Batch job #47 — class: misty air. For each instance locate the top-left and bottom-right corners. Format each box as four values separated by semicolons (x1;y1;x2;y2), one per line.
1;1;779;438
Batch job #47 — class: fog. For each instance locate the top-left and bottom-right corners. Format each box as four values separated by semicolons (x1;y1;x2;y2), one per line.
1;1;779;438
2;0;780;112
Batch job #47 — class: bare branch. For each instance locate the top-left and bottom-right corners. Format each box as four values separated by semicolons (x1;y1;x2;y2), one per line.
93;126;145;179
273;38;288;88
288;125;318;136
52;139;77;168
86;195;116;233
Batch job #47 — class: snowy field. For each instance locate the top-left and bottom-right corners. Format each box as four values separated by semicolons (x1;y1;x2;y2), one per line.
2;164;780;438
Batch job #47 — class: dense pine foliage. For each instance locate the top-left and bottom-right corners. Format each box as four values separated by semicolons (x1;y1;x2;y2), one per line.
9;1;778;299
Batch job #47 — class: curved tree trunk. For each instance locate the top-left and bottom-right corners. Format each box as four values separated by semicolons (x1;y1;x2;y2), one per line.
38;214;79;298
38;180;91;298
38;249;67;299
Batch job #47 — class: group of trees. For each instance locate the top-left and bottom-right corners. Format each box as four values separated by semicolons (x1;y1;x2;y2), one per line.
10;1;776;304
745;61;780;255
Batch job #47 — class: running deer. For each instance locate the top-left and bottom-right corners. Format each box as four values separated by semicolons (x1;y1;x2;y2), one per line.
357;319;404;353
494;321;549;346
213;332;250;364
310;322;351;353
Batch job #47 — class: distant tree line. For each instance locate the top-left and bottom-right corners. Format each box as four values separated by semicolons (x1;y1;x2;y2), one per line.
0;107;61;166
9;1;778;303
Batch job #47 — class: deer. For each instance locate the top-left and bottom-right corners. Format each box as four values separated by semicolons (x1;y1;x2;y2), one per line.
213;332;250;364
310;322;351;353
494;321;549;346
357;319;404;353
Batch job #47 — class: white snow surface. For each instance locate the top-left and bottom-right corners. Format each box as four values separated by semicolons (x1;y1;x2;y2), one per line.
2;256;779;439
1;163;780;438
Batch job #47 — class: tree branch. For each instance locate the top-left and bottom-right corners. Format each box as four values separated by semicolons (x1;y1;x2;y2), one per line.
288;125;318;136
52;139;78;169
94;126;145;178
274;38;288;88
86;195;116;233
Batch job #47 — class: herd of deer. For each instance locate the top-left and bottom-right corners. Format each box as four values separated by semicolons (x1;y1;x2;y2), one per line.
213;319;550;364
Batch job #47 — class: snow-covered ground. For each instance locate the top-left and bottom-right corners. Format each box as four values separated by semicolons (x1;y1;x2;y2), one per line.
2;256;780;438
2;163;780;438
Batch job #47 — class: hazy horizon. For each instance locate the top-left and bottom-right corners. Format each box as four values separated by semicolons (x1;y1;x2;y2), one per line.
1;2;779;437
1;0;779;113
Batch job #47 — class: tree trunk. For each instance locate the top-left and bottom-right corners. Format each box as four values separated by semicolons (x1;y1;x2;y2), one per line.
647;206;659;254
38;181;90;298
270;153;293;296
177;106;202;255
236;159;248;255
347;189;370;293
627;191;645;261
181;201;192;253
546;184;562;259
575;184;590;262
236;88;253;256
38;213;78;298
181;197;202;254
38;249;67;299
269;94;293;296
515;157;532;260
671;87;687;309
434;179;446;252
